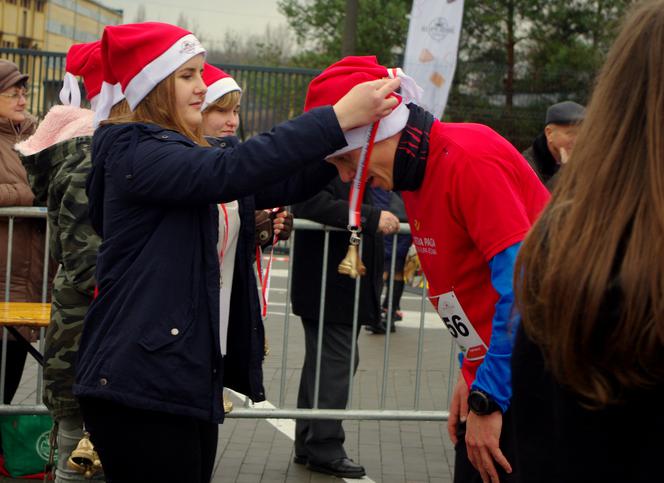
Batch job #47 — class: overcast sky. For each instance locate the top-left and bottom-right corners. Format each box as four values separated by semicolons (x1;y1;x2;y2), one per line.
103;0;288;46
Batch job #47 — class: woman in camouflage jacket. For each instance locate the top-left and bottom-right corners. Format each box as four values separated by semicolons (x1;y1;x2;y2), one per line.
16;104;103;482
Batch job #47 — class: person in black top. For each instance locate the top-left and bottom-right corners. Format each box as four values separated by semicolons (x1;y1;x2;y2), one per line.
512;2;664;482
521;101;584;190
290;179;398;478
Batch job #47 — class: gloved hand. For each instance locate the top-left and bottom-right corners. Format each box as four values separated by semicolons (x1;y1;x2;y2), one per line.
272;210;293;241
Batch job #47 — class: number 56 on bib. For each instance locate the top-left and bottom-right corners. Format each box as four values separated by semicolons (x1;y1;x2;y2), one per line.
430;291;488;362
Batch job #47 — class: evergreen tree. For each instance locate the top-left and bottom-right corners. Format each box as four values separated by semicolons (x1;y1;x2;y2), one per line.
277;0;412;68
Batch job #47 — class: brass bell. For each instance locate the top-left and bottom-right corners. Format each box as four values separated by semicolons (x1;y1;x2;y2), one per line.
223;395;234;414
67;431;103;479
338;244;366;279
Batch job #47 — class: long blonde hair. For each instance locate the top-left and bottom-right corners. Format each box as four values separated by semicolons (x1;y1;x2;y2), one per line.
104;74;208;145
515;0;664;407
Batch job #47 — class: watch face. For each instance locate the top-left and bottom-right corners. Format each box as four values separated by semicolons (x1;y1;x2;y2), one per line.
469;391;491;414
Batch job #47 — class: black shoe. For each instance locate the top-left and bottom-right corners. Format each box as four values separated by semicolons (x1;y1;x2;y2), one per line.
293;455;308;465
365;322;386;334
365;323;385;334
365;320;395;334
381;308;402;324
307;457;366;478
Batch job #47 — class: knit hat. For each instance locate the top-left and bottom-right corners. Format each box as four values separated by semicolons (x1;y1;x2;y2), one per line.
59;41;124;111
0;60;28;93
202;63;241;111
94;22;206;125
304;56;422;157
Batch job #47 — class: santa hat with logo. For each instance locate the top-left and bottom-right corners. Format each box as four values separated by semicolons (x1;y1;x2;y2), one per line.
202;63;241;111
59;41;124;111
94;22;206;125
304;56;423;158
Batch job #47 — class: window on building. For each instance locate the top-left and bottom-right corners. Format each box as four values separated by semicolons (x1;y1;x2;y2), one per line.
35;0;44;11
2;41;16;48
20;0;29;7
6;0;18;5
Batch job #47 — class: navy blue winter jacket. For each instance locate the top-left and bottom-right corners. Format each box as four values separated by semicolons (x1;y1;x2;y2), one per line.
74;107;345;423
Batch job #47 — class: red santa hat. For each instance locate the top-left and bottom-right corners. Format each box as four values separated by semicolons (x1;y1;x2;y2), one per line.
304;56;423;157
202;63;241;111
94;22;206;125
59;41;124;111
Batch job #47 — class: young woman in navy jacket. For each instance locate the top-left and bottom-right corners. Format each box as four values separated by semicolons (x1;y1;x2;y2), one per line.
199;64;340;411
73;22;399;483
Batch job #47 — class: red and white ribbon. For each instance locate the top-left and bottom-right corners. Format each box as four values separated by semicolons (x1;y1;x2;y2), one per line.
255;208;281;318
388;67;423;105
218;203;230;262
348;121;380;230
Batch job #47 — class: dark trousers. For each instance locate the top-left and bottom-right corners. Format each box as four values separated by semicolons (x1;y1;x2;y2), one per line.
1;340;28;404
295;318;359;464
0;341;28;453
453;410;517;483
79;397;218;483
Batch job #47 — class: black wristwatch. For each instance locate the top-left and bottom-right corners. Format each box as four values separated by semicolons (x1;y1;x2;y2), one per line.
468;389;500;416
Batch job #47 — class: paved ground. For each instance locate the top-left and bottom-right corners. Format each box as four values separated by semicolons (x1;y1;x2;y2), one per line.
4;258;458;482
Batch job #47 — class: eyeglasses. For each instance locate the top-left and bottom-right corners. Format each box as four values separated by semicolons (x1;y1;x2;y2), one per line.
0;89;30;100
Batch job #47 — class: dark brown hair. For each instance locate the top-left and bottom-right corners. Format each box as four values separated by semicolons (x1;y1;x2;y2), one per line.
515;0;664;407
104;74;207;145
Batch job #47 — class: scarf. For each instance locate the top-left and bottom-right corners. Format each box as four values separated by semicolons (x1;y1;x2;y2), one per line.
392;103;434;192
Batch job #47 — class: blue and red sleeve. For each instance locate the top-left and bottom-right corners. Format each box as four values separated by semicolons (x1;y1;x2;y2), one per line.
469;241;522;413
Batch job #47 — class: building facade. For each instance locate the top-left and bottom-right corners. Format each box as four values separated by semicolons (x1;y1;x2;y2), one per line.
1;0;122;115
44;0;122;52
0;0;47;49
0;0;122;52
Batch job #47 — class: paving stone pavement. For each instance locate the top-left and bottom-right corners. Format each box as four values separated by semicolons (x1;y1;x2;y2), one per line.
4;259;459;482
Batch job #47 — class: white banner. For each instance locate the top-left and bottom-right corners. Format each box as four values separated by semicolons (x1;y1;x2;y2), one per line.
403;0;465;119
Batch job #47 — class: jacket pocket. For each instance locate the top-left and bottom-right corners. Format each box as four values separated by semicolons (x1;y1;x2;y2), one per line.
138;305;195;352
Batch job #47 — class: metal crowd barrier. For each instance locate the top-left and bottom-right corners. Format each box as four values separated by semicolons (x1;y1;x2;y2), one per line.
0;208;455;421
0;206;50;415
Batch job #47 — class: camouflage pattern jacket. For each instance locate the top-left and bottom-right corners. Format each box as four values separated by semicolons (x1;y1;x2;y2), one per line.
17;107;97;420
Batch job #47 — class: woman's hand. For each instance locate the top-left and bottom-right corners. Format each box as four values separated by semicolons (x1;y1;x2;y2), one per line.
333;78;401;131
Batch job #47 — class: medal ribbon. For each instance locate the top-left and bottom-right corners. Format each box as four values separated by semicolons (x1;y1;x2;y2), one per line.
255;208;281;318
348;121;380;229
218;203;230;263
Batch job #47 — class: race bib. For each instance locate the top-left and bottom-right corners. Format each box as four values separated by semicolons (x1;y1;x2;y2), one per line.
430;291;488;361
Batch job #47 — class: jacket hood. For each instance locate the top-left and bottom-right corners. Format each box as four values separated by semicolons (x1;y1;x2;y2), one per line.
20;136;92;203
0;113;36;139
87;122;146;236
15;105;94;157
88;124;115;237
16;106;94;205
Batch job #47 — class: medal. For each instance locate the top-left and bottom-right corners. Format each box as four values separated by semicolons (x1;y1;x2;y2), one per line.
338;121;380;278
338;228;366;279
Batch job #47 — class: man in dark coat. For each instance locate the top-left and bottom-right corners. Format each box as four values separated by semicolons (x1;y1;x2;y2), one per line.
521;100;585;190
290;176;399;478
